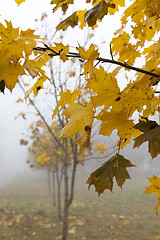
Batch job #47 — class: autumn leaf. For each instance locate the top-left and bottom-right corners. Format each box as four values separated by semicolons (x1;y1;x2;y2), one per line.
0;44;25;91
68;227;76;234
133;120;160;159
24;53;50;78
25;75;48;98
84;0;116;27
51;0;73;13
0;21;19;45
0;21;39;58
134;119;158;134
14;0;25;5
20;139;28;145
77;10;87;29
56;10;87;31
94;142;108;154
144;175;160;215
37;153;50;165
56;12;78;31
97;110;134;140
78;44;99;75
50;43;69;62
76;125;91;151
16;98;23;103
0;80;5;94
52;88;81;118
67;71;76;77
2;62;25;91
86;154;135;195
60;99;94;139
0;21;42;91
87;66;120;109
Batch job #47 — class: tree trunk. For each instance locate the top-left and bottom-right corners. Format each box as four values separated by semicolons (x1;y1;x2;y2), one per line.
47;170;51;197
55;160;62;221
68;144;78;206
52;170;56;207
57;179;62;221
62;140;69;240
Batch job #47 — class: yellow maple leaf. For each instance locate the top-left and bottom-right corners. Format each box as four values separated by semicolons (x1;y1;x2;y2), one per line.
16;98;23;103
0;21;41;91
56;12;78;31
50;43;69;62
94;142;108;154
60;99;94;139
87;66;120;109
0;21;23;64
0;52;25;91
111;32;141;65
37;153;50;165
108;0;125;15
14;0;25;5
145;175;160;215
112;79;157;118
97;110;134;139
78;44;99;75
25;75;48;98
25;52;50;78
76;10;87;29
51;0;73;13
0;21;19;44
52;88;81;118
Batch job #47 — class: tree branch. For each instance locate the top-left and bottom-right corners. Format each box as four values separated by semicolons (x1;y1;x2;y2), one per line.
33;46;160;80
19;81;65;153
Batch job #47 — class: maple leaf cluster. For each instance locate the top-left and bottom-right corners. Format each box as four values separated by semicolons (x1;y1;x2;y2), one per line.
1;0;160;213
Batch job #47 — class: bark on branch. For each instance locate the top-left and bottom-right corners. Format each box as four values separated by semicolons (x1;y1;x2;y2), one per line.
33;46;160;79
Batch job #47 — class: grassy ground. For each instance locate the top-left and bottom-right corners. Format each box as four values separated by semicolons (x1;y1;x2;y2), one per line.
0;172;160;240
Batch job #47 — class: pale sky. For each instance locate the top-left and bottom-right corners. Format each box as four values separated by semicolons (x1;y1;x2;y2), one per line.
0;0;52;28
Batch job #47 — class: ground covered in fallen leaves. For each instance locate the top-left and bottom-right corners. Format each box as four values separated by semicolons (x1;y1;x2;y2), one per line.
0;172;160;240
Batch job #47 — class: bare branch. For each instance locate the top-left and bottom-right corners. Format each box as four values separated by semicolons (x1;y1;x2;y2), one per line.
19;81;65;153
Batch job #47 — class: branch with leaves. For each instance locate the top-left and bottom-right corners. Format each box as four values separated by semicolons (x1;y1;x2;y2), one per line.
2;0;160;216
33;45;160;80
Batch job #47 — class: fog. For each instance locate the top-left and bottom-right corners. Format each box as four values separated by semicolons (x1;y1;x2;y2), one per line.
0;89;30;187
0;0;54;188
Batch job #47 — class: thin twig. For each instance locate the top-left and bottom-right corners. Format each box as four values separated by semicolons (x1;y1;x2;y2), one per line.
79;150;117;163
110;44;114;61
19;81;65;153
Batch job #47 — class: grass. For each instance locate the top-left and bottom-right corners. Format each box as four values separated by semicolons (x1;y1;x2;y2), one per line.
0;172;160;240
